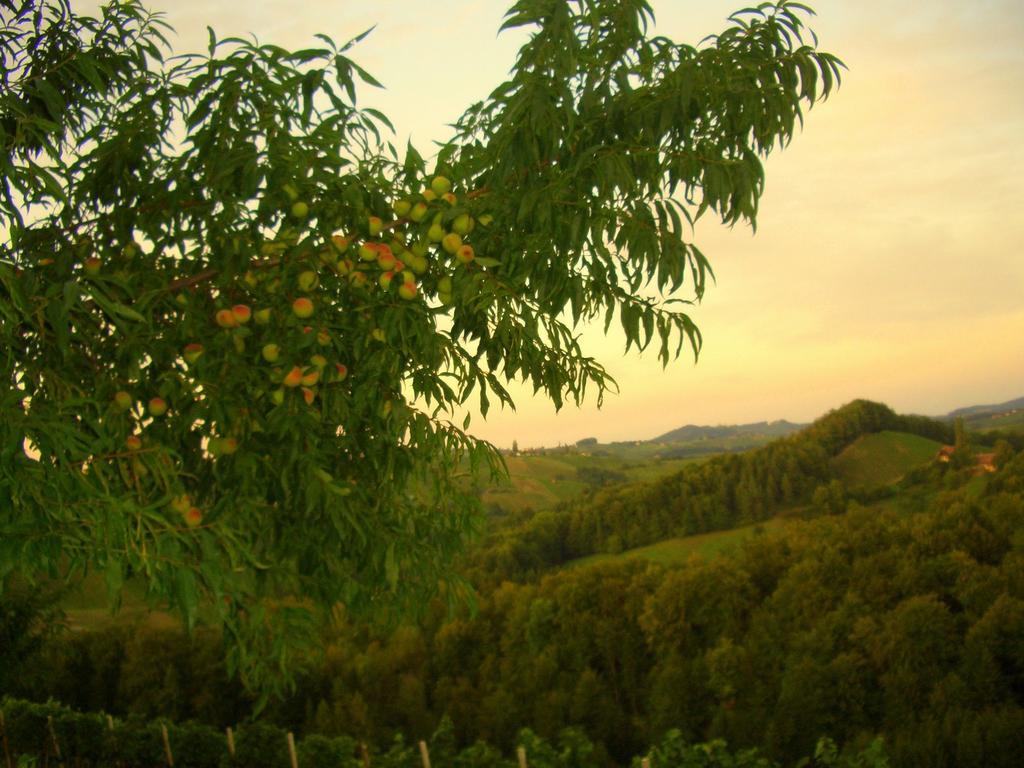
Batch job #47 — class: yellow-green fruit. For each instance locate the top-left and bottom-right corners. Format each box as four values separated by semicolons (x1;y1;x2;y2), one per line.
292;298;314;318
410;240;429;258
406;253;428;275
262;344;280;362
231;335;245;354
297;270;318;291
358;242;377;261
291;201;309;220
114;391;133;410
456;244;475;264
398;281;417;301
270;388;285;405
392;199;412;217
442;192;457;205
377;249;396;271
170;495;191;515
301;369;320;387
409;202;429;222
254;308;272;325
371;328;385;342
310;354;327;369
368;216;384;236
478;214;494;226
438;291;454;305
422;189;438;202
442;233;463;254
209;437;238;456
451;214;473;235
183;343;204;364
430;176;451;196
379;271;395;290
148;397;168;417
283;182;300;201
122;242;138;258
316;328;331;345
437;276;453;294
243;271;259;288
428;223;445;242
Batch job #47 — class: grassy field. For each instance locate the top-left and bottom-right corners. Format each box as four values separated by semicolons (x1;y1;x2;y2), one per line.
567;517;790;570
481;451;706;515
832;430;941;489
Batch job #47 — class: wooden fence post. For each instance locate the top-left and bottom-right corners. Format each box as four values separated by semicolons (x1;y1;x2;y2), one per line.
286;732;298;768
160;724;173;768
360;742;371;768
47;716;62;767
417;741;431;768
0;711;13;768
516;745;528;768
225;727;235;758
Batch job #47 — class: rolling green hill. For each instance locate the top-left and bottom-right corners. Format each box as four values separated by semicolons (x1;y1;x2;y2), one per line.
567;516;792;569
831;430;942;489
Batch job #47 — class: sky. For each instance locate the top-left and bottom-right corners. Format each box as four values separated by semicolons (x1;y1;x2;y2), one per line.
82;0;1024;448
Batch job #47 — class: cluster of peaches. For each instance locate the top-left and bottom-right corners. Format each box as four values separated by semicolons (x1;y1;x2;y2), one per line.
88;173;488;529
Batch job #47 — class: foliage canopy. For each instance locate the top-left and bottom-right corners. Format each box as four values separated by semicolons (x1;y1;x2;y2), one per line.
0;0;842;689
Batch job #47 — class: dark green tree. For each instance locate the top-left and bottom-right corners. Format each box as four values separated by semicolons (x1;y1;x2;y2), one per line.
1;0;842;690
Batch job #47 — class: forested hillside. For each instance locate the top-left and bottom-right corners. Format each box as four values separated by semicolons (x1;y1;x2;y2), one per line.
467;401;953;584
5;403;1022;767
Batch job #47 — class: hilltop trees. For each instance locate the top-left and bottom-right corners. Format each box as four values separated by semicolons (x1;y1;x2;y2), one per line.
1;0;842;687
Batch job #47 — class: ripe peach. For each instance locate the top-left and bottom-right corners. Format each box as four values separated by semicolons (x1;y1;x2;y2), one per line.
262;344;280;362
292;297;314;318
83;257;102;277
301;387;316;405
409;202;429;222
442;233;463;255
283;366;303;388
114;391;133;410
456;244;475;264
184;507;203;527
125;435;142;451
334;363;348;381
231;304;252;324
216;309;238;328
148;397;168;417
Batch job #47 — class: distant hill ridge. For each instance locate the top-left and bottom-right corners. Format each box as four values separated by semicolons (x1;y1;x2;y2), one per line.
947;395;1024;419
470;399;955;585
652;419;803;443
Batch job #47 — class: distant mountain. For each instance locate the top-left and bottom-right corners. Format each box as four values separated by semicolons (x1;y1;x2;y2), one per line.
651;419;803;444
947;396;1024;419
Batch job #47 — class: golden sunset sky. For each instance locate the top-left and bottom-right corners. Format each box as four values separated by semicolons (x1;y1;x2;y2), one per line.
85;0;1024;448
